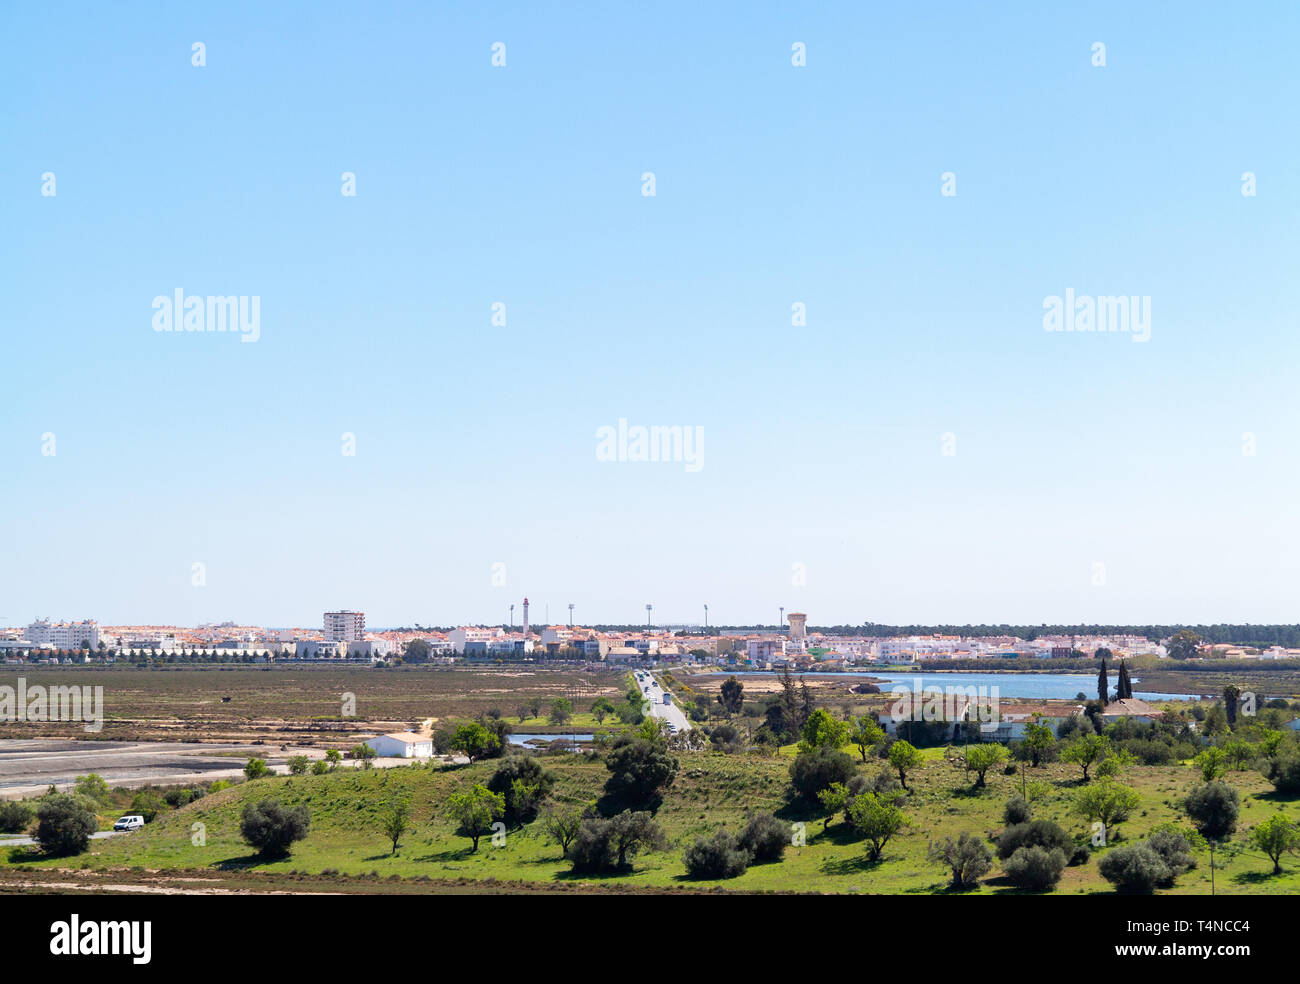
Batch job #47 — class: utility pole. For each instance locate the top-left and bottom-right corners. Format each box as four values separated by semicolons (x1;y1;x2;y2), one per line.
703;604;708;629
509;604;514;629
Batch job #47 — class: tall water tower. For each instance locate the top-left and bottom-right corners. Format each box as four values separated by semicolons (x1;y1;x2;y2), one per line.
787;612;808;647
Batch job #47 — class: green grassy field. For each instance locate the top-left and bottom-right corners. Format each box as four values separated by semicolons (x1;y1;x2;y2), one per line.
11;748;1299;895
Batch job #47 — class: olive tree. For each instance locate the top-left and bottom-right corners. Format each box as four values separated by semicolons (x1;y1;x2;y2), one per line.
445;783;505;852
847;793;909;861
1250;814;1300;875
240;800;311;858
887;740;922;791
963;743;1008;789
1071;780;1141;845
34;795;97;856
928;832;992;889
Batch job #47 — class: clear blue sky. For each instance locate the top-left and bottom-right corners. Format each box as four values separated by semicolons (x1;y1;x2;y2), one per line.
4;1;1299;628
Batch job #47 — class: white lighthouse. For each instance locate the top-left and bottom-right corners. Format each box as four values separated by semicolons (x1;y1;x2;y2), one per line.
522;597;530;637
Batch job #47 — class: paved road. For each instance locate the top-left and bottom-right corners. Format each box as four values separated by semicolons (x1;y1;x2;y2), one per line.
0;830;125;848
632;671;692;734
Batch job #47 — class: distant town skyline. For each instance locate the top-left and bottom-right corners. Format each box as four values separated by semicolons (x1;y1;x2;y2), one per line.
5;607;1295;634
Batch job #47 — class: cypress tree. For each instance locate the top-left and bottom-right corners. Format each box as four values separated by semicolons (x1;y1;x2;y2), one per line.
1223;684;1240;726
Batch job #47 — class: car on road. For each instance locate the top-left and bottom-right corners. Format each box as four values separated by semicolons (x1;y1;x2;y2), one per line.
112;815;145;831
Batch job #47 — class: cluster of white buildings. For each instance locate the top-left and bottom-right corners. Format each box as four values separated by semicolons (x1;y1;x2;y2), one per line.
5;613;393;662
372;614;1165;671
17;609;1282;670
435;625;688;662
868;634;1163;662
21;619;101;650
293;611;390;658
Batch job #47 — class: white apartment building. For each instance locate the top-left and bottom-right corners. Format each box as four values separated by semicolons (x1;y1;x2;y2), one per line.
488;635;533;656
448;627;494;653
122;634;182;653
323;611;366;643
1113;635;1155;654
296;640;348;658
24;619;100;650
747;639;784;662
878;637;961;660
571;639;602;658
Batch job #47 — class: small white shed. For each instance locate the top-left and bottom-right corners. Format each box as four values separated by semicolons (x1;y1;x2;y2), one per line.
365;731;434;758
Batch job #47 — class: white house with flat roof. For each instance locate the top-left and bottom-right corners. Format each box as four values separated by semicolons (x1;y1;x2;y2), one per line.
365;732;434;758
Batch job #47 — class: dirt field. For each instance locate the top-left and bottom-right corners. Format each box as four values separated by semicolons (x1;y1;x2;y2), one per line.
0;739;319;799
0;666;624;744
0;864;747;895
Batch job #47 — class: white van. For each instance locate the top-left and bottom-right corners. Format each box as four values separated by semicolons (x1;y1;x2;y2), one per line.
112;815;145;831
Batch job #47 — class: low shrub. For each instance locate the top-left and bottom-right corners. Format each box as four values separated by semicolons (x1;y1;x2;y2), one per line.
1003;845;1066;890
0;801;34;834
1145;828;1197;883
1098;844;1170;893
683;830;749;879
1261;747;1300;795
994;819;1072;861
737;812;788;863
1002;796;1032;826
